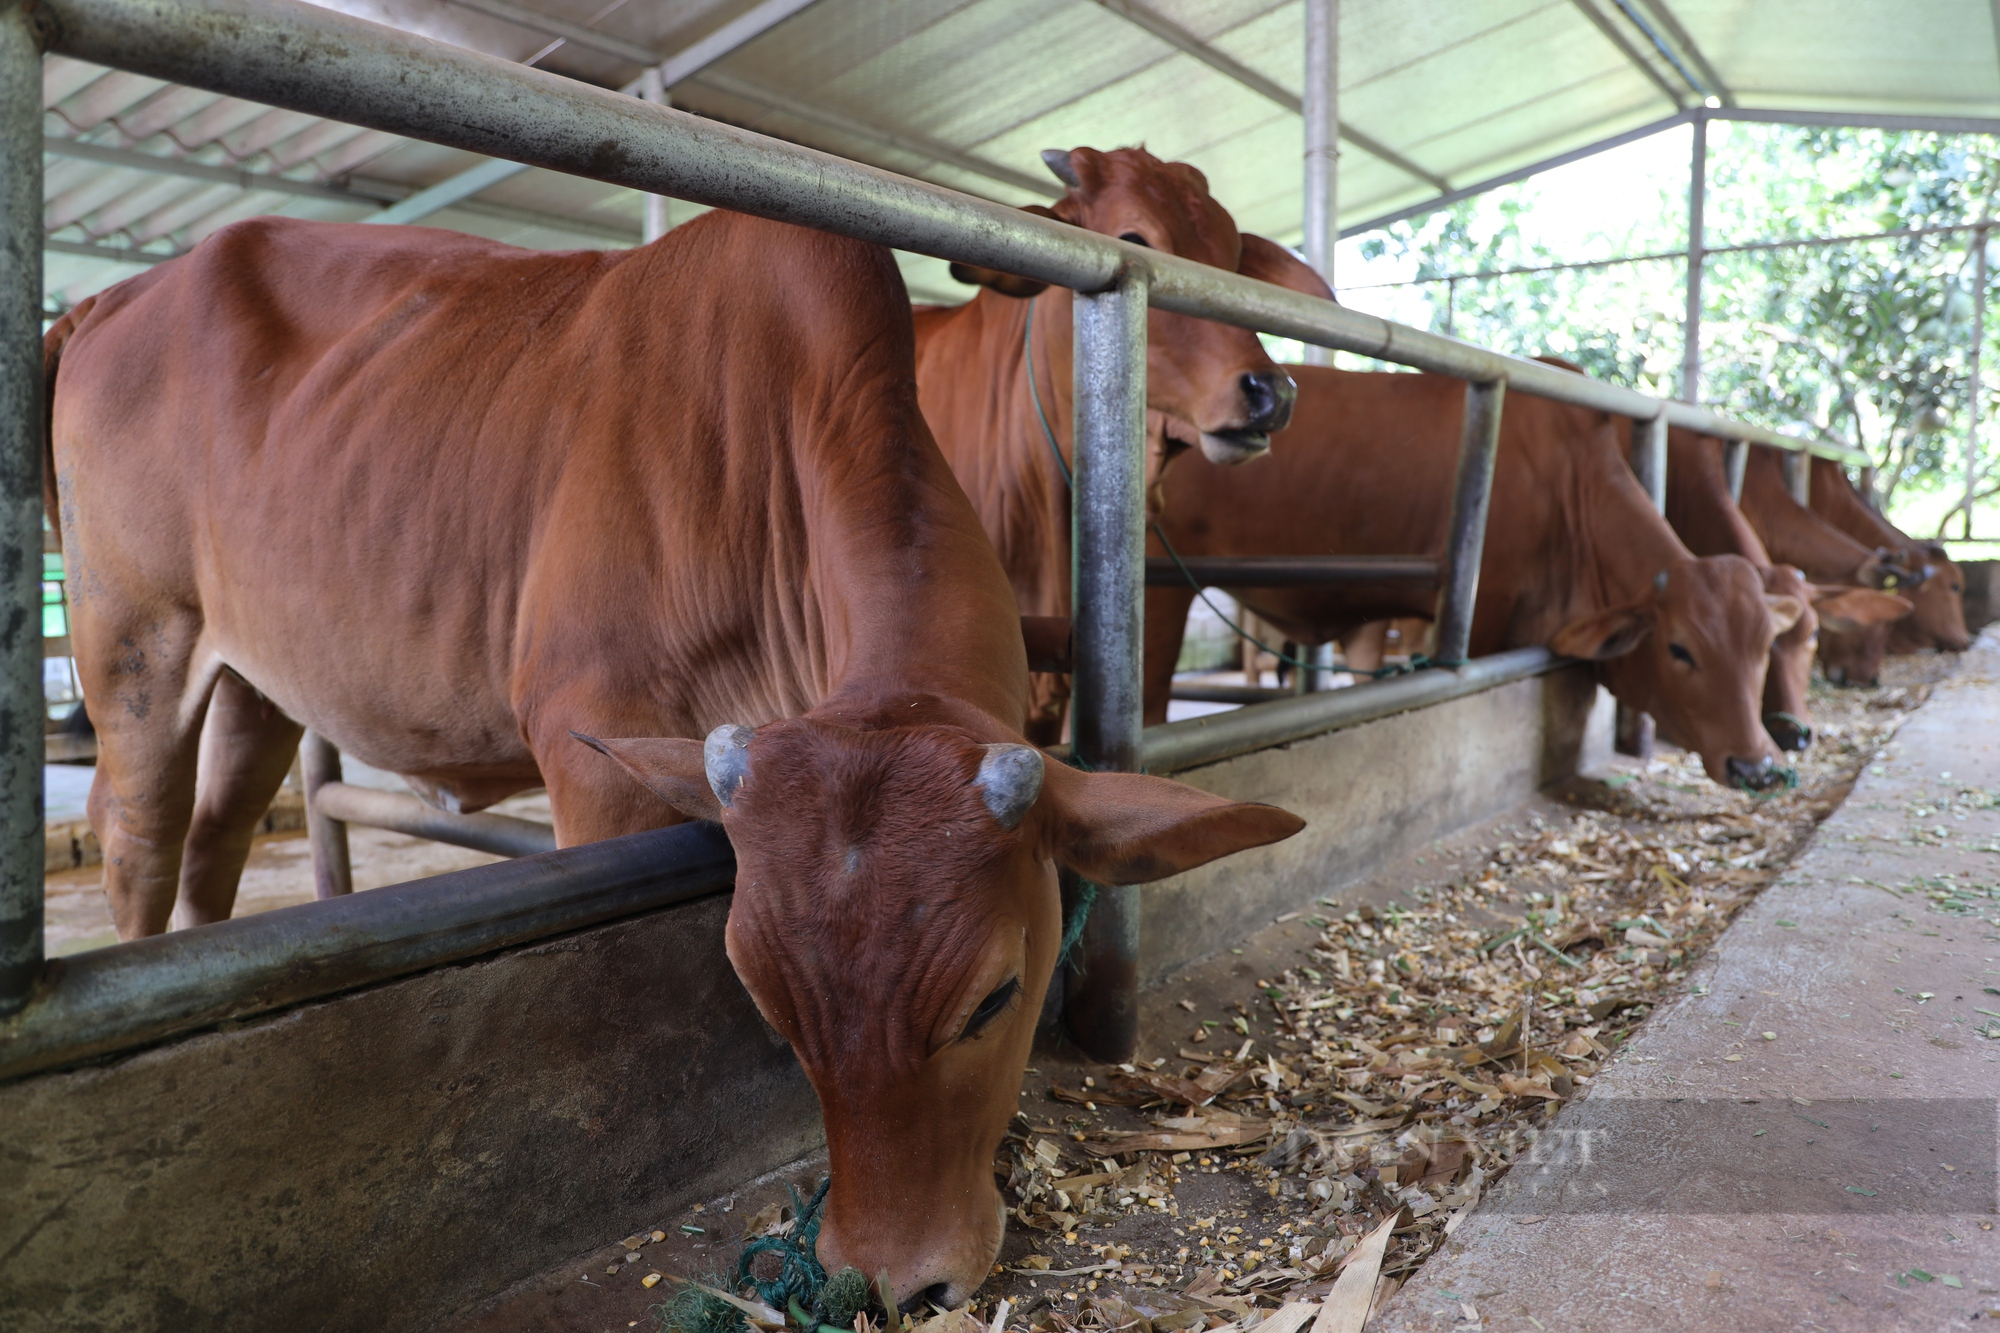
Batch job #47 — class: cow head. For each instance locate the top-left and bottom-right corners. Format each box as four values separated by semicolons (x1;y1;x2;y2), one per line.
1759;565;1818;753
1818;583;1917;686
578;719;1302;1307
1889;542;1971;652
1551;555;1805;790
952;146;1305;466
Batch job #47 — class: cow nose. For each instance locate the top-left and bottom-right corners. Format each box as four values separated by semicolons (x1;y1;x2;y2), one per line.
1725;755;1788;792
1763;712;1812;752
1240;368;1296;432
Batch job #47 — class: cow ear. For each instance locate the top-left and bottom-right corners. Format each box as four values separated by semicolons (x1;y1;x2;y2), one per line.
1808;586;1913;633
1763;594;1807;636
1236;234;1334;302
1039;761;1304;885
948;205;1062;297
571;732;721;820
1551;603;1655;660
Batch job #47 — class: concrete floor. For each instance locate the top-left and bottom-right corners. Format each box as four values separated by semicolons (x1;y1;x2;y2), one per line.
1378;633;2000;1333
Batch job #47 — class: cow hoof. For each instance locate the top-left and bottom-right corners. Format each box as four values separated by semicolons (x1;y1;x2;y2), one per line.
1763;713;1813;752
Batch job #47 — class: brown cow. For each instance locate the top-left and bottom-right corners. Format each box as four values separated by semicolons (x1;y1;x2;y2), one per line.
1665;431;1909;745
45;211;1303;1305
1737;447;1916;686
1807;456;1972;653
1146;366;1806;790
914;147;1309;742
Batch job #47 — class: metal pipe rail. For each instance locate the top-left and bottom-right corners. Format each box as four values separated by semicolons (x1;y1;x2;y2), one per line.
0;821;735;1082
312;782;557;860
1145;555;1440;586
0;0;1875;1062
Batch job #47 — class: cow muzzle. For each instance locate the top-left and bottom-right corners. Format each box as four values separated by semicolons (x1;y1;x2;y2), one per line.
1762;712;1813;752
1725;754;1793;792
1197;369;1297;465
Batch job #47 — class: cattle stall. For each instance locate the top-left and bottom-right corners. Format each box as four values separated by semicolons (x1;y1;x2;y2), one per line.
0;0;1876;1324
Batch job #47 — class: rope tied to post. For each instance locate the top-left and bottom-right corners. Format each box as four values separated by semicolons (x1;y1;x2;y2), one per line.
1023;299;1462;679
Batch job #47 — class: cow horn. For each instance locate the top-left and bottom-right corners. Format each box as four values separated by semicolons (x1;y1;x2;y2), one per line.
704;724;755;807
1041;148;1082;190
975;743;1045;829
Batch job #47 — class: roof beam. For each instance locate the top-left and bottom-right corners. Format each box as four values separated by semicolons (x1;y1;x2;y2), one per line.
1568;0;1688;106
1086;0;1450;193
43;136;640;243
45;236;179;265
684;72;1058;198
1716;107;2000;135
390;0;826;226
1605;0;1711;100
1632;0;1733;105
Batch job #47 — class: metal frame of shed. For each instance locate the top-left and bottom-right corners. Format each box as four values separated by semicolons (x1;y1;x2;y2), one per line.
0;0;1870;1074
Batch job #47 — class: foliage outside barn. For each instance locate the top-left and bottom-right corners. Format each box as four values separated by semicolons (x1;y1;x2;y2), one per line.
1334;122;2000;553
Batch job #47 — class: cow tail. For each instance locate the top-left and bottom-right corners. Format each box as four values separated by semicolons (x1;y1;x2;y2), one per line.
40;297;92;555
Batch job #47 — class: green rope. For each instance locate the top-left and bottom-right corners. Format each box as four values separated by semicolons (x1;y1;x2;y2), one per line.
1022;298;1458;677
736;1178;829;1317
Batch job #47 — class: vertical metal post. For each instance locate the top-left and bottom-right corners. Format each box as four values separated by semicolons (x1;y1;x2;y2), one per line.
1966;223;1988;539
1301;0;1338;365
1064;269;1149;1064
640;66;671;245
1858;463;1877;510
300;731;353;899
0;6;42;1016
1681;113;1707;403
1782;450;1810;507
1433;380;1506;668
1631;413;1667;513
1617;414;1668;761
1306;641;1335;692
1723;439;1748;502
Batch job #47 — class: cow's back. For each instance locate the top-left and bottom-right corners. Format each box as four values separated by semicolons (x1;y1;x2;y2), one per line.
50;212;1002;804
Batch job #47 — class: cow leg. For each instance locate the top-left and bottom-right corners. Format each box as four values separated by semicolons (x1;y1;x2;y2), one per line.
80;619;215;939
1142;585;1197;727
172;669;306;929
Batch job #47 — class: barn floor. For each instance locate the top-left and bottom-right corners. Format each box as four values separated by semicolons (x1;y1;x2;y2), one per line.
431;648;1977;1333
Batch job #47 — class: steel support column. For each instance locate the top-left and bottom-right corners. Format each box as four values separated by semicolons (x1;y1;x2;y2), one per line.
1724;438;1748;501
1783;450;1810;507
1681;112;1707;403
1302;0;1338;365
1618;413;1669;760
0;3;42;1017
1064;268;1149;1063
640;65;670;244
1966;223;1988;539
1433;380;1506;667
301;731;353;900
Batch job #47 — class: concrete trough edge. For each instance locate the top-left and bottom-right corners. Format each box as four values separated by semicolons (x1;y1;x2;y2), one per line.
1143;647;1561;774
0;820;735;1082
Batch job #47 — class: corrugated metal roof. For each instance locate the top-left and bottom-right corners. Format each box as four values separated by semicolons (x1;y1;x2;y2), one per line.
40;0;2000;311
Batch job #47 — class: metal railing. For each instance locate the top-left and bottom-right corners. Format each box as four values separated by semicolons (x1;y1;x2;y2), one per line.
0;0;1871;1067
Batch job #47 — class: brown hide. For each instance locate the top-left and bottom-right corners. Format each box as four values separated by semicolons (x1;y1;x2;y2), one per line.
913;147;1315;741
1738;449;1915;686
1662;430;1818;749
1149;367;1799;790
45;212;1303;1305
1808;456;1971;653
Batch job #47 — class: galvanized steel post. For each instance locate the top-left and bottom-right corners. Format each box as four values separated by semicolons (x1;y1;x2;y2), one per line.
1432;379;1505;668
1782;450;1810;507
1681;112;1707;403
1301;0;1338;365
301;731;353;899
1064;268;1149;1064
1965;222;1987;538
640;66;670;244
0;3;43;1017
1631;413;1668;513
1723;439;1748;502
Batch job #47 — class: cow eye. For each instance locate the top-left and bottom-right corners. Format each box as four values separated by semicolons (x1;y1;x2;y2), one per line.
960;977;1022;1042
1119;231;1152;248
1669;643;1696;668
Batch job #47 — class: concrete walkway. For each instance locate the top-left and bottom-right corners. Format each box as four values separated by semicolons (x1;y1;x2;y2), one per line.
1380;636;2000;1332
